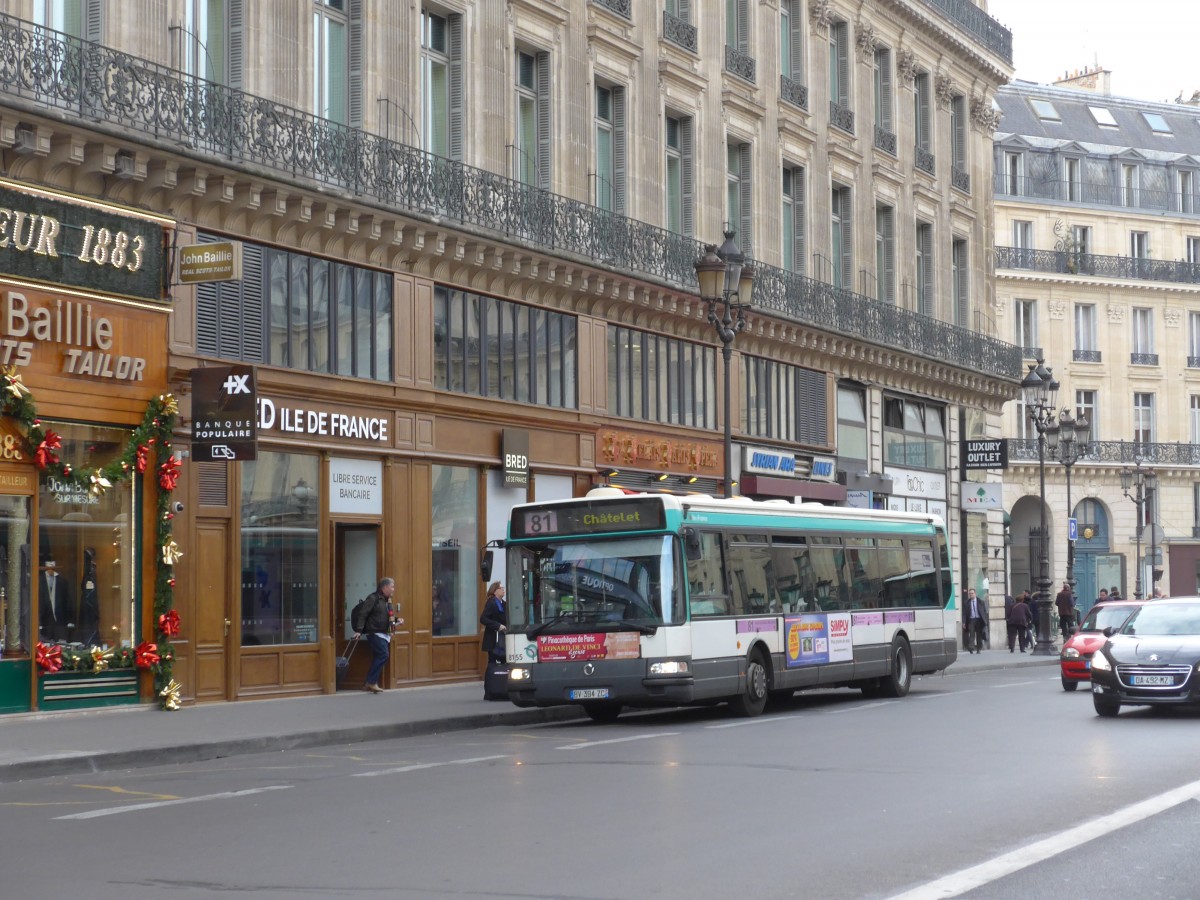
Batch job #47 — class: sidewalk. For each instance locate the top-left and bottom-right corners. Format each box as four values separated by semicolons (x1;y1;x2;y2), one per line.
0;648;1055;783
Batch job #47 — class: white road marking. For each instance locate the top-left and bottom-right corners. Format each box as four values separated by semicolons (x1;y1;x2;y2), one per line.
557;733;679;750
990;680;1040;688
353;754;509;777
887;778;1200;899
55;785;292;820
707;715;803;729
912;690;977;699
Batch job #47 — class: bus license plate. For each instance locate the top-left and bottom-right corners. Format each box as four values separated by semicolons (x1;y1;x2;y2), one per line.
569;688;610;700
1131;675;1173;686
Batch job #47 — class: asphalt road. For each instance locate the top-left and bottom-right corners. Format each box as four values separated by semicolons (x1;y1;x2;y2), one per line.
4;667;1200;899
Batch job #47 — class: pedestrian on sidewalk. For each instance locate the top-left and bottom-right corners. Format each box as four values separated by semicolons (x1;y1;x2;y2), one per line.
1094;588;1109;606
1055;581;1076;640
354;577;401;693
480;581;508;700
963;587;988;653
1007;592;1032;653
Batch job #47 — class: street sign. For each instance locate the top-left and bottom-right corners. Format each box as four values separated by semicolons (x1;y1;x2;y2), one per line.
1068;517;1078;541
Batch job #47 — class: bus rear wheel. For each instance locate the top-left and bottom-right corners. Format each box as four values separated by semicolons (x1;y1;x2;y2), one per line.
879;637;912;698
731;651;770;717
583;702;622;723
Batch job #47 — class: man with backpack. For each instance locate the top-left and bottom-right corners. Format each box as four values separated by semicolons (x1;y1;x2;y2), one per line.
352;577;401;693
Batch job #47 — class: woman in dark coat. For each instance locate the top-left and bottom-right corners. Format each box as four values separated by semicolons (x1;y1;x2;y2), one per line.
480;581;508;700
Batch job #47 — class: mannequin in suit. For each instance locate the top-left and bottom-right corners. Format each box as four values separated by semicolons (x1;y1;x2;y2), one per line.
38;559;74;643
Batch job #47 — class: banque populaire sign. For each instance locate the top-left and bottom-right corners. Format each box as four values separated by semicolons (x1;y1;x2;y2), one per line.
0;179;165;303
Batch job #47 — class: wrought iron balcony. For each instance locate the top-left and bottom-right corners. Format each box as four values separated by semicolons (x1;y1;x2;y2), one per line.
996;173;1198;215
662;11;697;53
592;0;631;19
1073;349;1102;363
874;125;897;156
951;165;970;194
1009;439;1200;467
917;0;1013;64
1021;346;1042;361
0;13;1022;382
724;45;756;83
830;101;854;135
1131;353;1159;366
780;75;808;111
1189;357;1200;369
915;146;936;175
996;246;1200;285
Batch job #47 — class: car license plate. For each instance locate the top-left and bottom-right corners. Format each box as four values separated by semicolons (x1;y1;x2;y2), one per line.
569;688;610;700
1084;660;1090;670
1131;675;1173;686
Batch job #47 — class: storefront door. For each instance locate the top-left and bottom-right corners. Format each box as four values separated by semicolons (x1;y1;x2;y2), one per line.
335;524;379;689
0;491;34;713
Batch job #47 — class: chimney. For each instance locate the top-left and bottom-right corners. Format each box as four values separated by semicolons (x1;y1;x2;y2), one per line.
1053;64;1112;96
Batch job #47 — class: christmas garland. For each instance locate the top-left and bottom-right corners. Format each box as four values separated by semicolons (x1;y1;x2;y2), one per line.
6;368;185;710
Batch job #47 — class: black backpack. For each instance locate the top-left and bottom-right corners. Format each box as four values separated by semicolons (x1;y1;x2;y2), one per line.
350;595;373;632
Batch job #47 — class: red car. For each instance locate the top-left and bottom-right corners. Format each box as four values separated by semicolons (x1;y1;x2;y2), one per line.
1060;601;1145;691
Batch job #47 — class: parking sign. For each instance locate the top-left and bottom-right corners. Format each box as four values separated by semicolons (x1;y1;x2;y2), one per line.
1068;517;1078;541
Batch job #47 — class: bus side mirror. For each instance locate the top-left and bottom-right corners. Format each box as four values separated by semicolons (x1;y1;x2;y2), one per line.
480;550;494;582
682;527;702;562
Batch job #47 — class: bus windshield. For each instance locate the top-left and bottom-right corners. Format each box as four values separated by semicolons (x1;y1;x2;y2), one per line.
508;535;684;634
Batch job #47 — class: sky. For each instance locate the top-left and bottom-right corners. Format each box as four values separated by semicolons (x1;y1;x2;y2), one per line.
986;0;1198;105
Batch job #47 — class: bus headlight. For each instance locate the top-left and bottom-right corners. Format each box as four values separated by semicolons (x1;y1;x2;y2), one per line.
649;660;689;675
1090;653;1112;672
509;667;530;681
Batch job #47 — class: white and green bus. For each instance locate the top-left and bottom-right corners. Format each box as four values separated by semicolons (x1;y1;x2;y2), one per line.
497;487;957;721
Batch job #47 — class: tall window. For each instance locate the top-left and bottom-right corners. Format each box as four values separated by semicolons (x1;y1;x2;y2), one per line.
916;222;933;317
1190;311;1200;363
952;238;968;326
781;0;803;84
1015;299;1037;353
1014;397;1030;440
1122;163;1140;207
914;71;932;154
1180;170;1195;214
609;328;716;428
1012;220;1033;249
433;287;577;408
727;141;752;254
1188;236;1200;265
1133;392;1156;445
782;165;806;273
838;384;868;460
313;0;348;123
515;48;550;189
828;21;850;110
1191;396;1200;445
1004;151;1024;195
1072;224;1092;256
1075;304;1097;354
1130;231;1150;259
950;94;967;182
1132;307;1155;355
431;465;479;641
874;48;893;133
1066;157;1082;202
742;357;828;444
421;9;463;159
594;83;626;214
33;0;94;38
181;0;228;84
875;205;895;304
1076;390;1097;442
831;185;852;289
665;114;694;236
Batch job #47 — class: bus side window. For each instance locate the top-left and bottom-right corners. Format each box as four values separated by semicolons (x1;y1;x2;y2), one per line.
686;531;730;617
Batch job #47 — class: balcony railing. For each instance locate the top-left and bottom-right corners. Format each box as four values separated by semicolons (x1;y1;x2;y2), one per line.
915;146;936;175
724;45;756;83
592;0;631;19
0;13;1022;381
916;0;1012;64
1009;440;1200;467
1073;349;1102;363
996;173;1198;215
1189;357;1200;368
780;75;808;111
996;246;1200;285
662;12;697;52
874;125;897;156
1131;352;1159;366
951;165;970;193
830;101;854;134
1020;346;1042;361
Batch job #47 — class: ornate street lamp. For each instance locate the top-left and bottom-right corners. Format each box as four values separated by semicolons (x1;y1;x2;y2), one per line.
695;231;755;499
1120;460;1157;599
1047;409;1090;603
1021;357;1059;655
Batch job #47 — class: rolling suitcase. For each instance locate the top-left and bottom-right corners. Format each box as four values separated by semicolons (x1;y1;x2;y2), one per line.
336;635;360;688
484;656;509;701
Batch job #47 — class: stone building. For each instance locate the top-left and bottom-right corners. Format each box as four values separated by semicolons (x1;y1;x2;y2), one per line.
0;0;1015;710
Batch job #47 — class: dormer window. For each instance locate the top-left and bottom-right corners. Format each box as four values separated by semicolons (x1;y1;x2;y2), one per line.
1030;99;1060;121
1143;112;1172;134
1089;106;1118;127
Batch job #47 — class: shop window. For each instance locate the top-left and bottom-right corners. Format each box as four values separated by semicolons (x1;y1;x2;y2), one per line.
609;326;715;428
883;396;946;470
432;465;479;637
742;355;828;445
37;423;136;649
239;452;320;646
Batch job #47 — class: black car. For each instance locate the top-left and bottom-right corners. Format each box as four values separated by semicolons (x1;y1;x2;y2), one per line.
1090;598;1200;717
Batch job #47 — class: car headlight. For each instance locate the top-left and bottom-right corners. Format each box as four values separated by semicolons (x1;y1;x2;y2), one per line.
509;667;530;681
1061;647;1080;659
1091;653;1112;672
649;660;689;675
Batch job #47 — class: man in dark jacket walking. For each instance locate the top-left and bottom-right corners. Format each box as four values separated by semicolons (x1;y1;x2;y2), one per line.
1055;581;1076;640
1007;592;1033;653
354;577;401;693
963;587;988;653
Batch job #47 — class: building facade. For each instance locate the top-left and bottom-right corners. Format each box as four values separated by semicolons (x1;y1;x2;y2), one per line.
995;73;1200;612
0;0;1016;710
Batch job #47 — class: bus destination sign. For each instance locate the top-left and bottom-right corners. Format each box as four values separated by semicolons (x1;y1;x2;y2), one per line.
513;499;666;538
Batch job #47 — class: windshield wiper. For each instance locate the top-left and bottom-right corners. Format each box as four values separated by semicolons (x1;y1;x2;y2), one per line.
526;610;574;638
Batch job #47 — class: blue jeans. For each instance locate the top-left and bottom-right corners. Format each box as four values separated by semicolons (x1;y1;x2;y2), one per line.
365;633;389;686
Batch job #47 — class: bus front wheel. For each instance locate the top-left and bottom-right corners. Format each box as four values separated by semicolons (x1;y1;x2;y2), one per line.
879;637;912;698
731;651;770;717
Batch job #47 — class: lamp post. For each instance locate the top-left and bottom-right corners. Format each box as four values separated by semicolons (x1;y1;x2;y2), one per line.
1020;357;1060;655
1047;409;1090;603
695;231;755;499
1120;460;1157;600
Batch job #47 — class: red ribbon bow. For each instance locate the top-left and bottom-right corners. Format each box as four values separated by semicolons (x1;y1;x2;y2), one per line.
135;641;161;669
158;456;181;492
135;443;150;473
35;642;63;674
158;609;181;638
34;430;61;470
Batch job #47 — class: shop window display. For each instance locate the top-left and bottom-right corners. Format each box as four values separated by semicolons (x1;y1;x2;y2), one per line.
37;424;135;650
431;464;479;637
240;452;320;645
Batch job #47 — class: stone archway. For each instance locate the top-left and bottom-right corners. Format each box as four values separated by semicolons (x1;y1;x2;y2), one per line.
1010;493;1053;598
